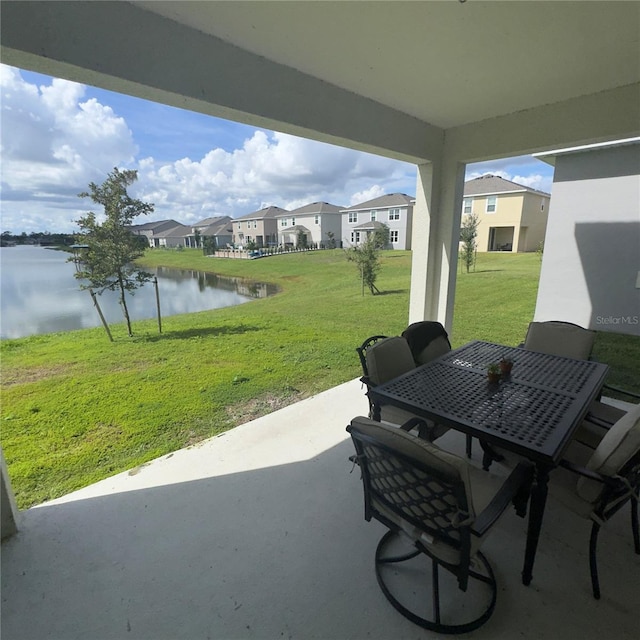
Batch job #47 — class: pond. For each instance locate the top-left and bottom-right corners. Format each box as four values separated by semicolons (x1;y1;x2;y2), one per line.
0;246;277;339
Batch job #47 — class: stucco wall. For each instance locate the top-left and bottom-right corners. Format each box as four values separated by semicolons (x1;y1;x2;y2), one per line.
534;143;640;335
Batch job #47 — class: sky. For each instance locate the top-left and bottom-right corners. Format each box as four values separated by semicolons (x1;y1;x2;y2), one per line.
0;64;555;235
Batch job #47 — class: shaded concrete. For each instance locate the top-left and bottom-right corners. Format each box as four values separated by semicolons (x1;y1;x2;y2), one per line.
1;379;638;639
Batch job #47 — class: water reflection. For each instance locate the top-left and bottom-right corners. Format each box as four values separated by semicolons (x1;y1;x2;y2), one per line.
0;246;278;339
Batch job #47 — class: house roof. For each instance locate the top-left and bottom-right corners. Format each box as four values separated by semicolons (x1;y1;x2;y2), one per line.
192;215;231;228
342;193;414;212
235;206;289;221
285;201;343;216
280;224;311;233
353;220;386;231
152;224;191;238
200;219;233;236
129;219;182;231
464;174;550;197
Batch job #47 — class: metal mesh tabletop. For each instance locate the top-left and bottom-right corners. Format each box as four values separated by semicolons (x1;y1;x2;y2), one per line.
370;341;609;463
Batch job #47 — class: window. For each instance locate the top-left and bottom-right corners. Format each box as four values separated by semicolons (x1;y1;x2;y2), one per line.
314;215;320;224
463;198;472;214
291;217;295;226
486;196;497;213
390;230;399;243
370;210;377;221
348;212;358;223
541;199;545;212
351;231;360;243
388;208;401;221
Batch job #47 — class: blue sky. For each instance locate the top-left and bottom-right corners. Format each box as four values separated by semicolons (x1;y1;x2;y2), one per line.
1;64;554;234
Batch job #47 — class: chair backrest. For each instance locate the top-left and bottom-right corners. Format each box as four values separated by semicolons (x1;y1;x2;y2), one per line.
577;403;640;503
356;335;388;379
347;417;473;567
524;321;596;360
362;336;416;386
401;321;451;365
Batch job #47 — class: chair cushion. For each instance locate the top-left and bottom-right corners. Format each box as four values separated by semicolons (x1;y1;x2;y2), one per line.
524;321;596;360
414;336;451;365
577;403;640;503
365;336;415;386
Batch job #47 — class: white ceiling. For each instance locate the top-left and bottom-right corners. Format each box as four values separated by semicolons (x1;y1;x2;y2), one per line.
135;1;640;130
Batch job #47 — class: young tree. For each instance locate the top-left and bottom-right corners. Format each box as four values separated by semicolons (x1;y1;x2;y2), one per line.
73;168;155;336
296;229;308;249
459;213;479;273
346;234;382;295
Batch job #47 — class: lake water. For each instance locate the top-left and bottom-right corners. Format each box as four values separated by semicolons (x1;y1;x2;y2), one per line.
0;246;277;339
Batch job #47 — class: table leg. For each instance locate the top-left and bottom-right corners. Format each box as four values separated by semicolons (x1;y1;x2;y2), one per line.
371;398;381;422
522;464;550;586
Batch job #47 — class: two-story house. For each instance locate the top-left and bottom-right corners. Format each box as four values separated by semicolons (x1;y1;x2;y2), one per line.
275;202;343;248
233;206;287;248
341;193;414;250
463;175;550;252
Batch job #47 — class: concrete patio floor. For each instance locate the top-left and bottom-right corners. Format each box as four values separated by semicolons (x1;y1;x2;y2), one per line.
1;378;638;639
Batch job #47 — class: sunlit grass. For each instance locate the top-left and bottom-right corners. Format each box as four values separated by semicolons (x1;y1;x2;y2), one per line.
1;248;638;508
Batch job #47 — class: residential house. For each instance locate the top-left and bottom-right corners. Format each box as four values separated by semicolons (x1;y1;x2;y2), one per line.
532;138;640;336
185;216;233;249
129;220;185;248
341;193;414;250
462;175;550;252
151;223;192;249
275;202;343;247
233;206;287;248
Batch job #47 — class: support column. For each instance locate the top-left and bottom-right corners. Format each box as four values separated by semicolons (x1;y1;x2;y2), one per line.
1;446;19;539
409;158;466;333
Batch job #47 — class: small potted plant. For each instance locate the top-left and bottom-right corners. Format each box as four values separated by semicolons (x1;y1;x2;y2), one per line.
487;362;501;384
499;357;514;376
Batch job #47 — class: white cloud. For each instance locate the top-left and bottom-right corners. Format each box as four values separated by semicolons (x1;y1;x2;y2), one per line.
1;66;137;233
1;65;554;235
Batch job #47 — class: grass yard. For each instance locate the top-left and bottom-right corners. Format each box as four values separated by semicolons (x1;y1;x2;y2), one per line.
2;249;638;508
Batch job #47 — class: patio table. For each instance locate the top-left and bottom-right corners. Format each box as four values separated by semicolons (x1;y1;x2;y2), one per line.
367;340;609;586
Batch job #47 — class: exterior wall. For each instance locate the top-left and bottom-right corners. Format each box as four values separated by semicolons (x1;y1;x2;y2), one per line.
233;219;278;247
519;192;550;252
469;193;524;252
534;143;640;336
341;206;412;249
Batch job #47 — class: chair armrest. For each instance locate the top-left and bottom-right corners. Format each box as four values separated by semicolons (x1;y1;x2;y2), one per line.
602;384;640;401
473;462;534;536
558;458;617;487
399;417;430;433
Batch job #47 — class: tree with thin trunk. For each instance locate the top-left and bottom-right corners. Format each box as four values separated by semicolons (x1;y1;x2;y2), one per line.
460;213;479;273
73;168;154;336
346;234;382;295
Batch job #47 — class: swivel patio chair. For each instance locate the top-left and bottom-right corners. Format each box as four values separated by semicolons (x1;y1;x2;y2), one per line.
347;416;533;633
401;321;473;458
522;320;638;432
548;403;640;599
522;321;596;361
401;320;452;366
356;335;447;442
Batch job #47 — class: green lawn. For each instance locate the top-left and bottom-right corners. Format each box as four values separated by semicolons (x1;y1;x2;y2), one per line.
1;249;638;508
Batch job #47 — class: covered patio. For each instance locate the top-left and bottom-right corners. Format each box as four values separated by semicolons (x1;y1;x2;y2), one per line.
1;3;639;636
2;379;638;639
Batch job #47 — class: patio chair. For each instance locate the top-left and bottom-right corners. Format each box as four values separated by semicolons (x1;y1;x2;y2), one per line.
548;403;640;599
522;321;596;361
401;321;452;366
401;321;473;458
356;335;447;442
347;416;533;633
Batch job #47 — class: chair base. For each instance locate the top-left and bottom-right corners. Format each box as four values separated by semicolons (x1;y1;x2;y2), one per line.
374;530;497;635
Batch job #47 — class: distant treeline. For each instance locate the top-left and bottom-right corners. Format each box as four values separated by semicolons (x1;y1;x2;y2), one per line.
1;231;77;247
